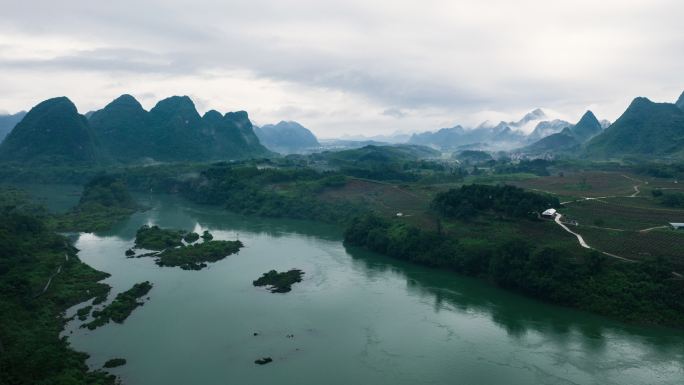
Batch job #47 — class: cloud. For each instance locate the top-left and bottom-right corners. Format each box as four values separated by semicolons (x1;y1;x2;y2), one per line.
382;108;406;118
0;0;682;136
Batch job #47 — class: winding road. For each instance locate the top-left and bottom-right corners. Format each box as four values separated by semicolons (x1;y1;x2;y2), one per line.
35;253;69;297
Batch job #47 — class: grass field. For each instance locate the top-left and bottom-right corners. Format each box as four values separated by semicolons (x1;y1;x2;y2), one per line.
511;171;638;198
319;178;436;228
561;197;684;231
574;226;684;266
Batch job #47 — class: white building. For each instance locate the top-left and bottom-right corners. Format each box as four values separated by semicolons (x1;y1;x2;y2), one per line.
542;208;557;218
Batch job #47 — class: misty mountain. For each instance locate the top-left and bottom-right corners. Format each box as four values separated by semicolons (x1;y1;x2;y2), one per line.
0;95;270;165
585;97;684;159
0;97;99;164
88;95;269;162
520;111;603;155
677;91;684;110
254;121;320;154
338;132;411;144
408;109;551;151
0;111;27;142
526;119;572;143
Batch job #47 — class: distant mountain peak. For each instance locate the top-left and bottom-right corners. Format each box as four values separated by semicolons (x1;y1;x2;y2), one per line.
102;94;143;111
0;96;98;164
255;120;319;154
676;90;684;110
518;108;547;125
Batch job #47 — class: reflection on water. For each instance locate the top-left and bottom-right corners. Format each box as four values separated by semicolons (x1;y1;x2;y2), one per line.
346;244;684;353
58;193;684;385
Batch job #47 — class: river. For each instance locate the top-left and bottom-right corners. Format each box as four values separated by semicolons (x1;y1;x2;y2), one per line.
56;193;683;385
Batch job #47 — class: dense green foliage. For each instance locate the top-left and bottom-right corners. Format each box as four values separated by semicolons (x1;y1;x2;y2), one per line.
452;150;493;163
313;145;441;181
652;190;684;208
253;269;304;293
344;213;684;326
83;282;153;330
155;240;243;270
183;232;200;243
52;175;139;232
0;192;114;384
0;97;99;165
432;184;559;220
134;225;185;250
180;164;362;222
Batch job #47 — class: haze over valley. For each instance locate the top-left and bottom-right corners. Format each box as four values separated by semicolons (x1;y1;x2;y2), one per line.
1;2;684;385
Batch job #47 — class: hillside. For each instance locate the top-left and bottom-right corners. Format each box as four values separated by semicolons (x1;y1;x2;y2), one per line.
408;109;554;151
571;110;602;142
89;94;270;163
89;94;150;161
521;110;603;155
255;121;320;153
677;91;684;110
322;144;439;164
0;97;99;165
585;97;684;159
0;111;26;142
522;128;579;154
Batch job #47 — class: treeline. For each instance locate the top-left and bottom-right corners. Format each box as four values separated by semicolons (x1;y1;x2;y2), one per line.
344;213;684;326
51;174;139;232
652;189;684;208
179;164;361;222
432;184;559;220
0;194;115;384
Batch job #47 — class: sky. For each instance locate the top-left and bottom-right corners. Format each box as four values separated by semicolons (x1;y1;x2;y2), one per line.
0;0;682;137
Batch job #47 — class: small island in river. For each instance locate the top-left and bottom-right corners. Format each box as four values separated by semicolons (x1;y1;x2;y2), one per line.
83;281;153;330
132;226;241;270
156;240;243;270
103;358;127;368
253;269;304;293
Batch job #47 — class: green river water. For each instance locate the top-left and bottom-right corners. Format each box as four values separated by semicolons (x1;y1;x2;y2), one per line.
47;192;683;385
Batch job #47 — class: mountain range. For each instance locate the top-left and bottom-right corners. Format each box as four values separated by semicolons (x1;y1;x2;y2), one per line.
1;89;683;164
408;108;571;151
0;111;27;142
522;110;603;154
0;95;270;164
584;95;684;159
254;121;320;154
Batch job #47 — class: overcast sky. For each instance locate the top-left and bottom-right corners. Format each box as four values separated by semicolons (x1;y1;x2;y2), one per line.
0;0;682;137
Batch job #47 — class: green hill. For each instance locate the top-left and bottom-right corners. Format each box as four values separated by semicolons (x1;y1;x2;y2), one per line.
0;97;99;165
323;144;440;164
255;121;320;154
584;97;684;159
523;128;579;153
89;94;150;162
206;110;270;160
571;110;602;142
521;110;600;154
88;95;270;163
676;91;684;110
